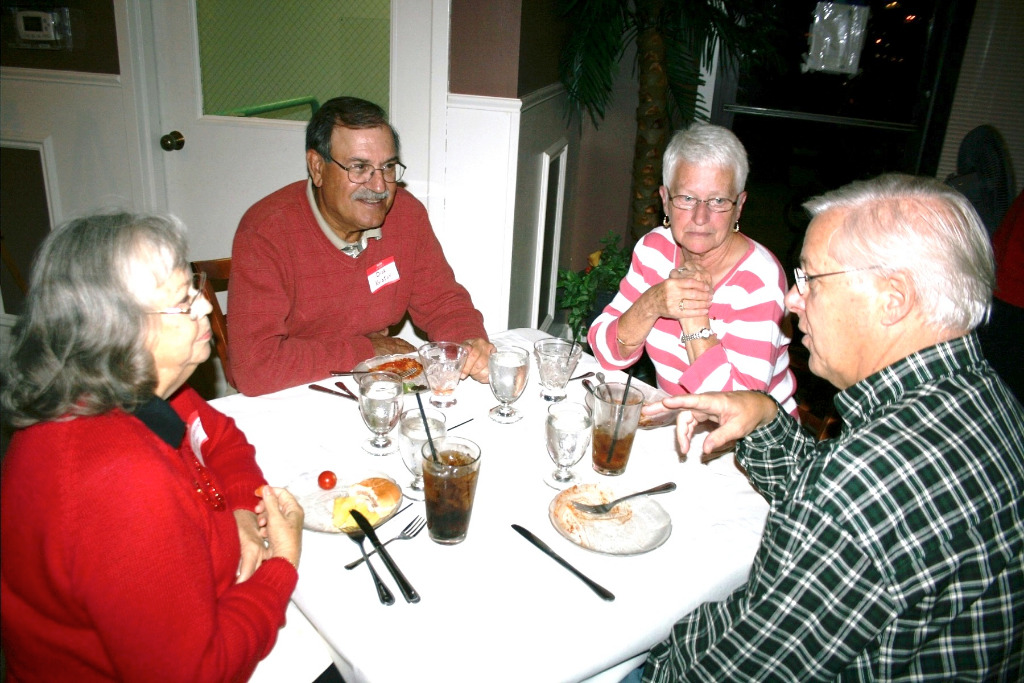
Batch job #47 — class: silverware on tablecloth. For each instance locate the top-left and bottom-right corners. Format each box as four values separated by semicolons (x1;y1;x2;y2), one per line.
570;482;677;515
345;516;426;570
347;524;394;605
331;368;418;379
582;379;597;396
308;384;356;401
351;510;421;603
569;371;595;382
333;382;358;399
511;524;614;601
447;418;474;431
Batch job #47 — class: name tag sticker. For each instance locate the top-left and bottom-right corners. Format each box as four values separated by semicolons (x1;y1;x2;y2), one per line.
367;256;400;293
187;412;209;466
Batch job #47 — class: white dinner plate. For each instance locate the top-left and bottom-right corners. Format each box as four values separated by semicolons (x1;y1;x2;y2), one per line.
353;353;429;394
286;471;403;534
548;483;672;555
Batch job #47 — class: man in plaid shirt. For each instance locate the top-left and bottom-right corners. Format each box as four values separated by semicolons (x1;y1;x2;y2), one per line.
641;174;1024;681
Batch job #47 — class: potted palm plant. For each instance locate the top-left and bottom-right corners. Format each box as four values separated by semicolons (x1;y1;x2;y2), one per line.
559;0;782;240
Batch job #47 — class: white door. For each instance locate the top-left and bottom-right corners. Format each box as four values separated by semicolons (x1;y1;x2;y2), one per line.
149;2;307;261
146;1;447;263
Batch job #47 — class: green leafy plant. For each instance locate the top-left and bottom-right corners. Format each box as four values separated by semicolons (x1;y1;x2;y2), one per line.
557;231;632;343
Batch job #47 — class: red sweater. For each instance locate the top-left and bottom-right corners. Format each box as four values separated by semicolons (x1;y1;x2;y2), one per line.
0;387;296;682
229;181;487;395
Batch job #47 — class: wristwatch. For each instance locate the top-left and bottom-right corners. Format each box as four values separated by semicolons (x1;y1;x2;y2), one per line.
680;327;714;345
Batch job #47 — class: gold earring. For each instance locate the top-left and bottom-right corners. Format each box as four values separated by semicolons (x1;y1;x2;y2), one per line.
663;215;671;227
733;221;740;233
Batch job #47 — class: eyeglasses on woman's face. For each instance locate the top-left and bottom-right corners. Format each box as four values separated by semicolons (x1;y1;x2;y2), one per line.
667;194;739;212
149;271;206;320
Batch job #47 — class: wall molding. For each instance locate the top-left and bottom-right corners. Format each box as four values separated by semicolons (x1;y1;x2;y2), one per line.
521;83;564;113
0;66;122;89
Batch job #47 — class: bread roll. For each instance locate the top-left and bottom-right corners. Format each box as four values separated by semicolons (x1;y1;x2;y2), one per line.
331;477;402;530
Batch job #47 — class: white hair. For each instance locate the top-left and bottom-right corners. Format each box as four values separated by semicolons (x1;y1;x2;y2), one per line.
662;123;749;194
804;174;994;332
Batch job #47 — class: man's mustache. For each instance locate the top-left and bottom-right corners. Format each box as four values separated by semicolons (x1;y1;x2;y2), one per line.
353;188;390;201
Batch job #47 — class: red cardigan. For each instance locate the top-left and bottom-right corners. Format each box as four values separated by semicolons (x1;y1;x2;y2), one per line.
0;387;296;682
229;181;487;395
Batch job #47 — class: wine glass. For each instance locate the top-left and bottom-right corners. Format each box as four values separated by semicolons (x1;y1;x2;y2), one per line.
357;371;404;455
487;345;530;423
545;402;592;489
398;407;446;499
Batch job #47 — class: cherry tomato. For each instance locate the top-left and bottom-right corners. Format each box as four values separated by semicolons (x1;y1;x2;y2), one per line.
318;470;337;490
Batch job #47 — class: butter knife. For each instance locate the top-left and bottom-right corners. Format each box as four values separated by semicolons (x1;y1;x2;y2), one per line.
308;384;356;401
511;524;615;601
351;510;421;603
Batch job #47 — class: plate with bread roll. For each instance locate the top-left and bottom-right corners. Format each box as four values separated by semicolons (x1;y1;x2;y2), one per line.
287;471;404;534
548;483;671;555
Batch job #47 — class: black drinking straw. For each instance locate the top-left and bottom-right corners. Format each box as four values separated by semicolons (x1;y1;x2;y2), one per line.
415;392;440;463
604;367;636;465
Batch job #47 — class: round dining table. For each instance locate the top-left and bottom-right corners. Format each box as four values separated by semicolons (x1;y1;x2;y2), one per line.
213;328;769;683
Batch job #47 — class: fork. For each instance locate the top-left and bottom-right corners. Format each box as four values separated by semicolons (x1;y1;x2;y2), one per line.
347;528;395;605
331;368;418;379
570;482;677;515
345;516;426;569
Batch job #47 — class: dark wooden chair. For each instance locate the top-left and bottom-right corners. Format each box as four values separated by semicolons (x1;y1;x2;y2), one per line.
190;258;233;388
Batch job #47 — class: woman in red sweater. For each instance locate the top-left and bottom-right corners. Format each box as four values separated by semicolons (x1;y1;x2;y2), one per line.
0;213;307;681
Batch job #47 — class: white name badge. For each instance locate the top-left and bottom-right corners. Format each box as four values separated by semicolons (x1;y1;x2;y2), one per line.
367;256;400;293
187;411;209;466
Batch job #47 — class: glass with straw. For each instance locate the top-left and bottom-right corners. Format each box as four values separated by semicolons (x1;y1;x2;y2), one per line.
415;394;482;544
590;373;643;476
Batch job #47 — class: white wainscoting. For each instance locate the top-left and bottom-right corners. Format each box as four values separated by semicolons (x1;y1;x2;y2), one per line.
441;94;522;334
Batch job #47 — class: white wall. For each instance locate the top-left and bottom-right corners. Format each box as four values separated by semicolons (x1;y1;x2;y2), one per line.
442;94;521;334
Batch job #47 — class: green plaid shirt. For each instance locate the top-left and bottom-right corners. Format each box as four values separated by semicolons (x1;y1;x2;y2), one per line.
644;334;1024;681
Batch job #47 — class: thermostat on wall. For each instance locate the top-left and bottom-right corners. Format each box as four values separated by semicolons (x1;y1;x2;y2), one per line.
10;7;72;50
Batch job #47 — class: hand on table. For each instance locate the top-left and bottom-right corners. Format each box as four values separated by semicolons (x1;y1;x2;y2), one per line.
255;485;304;572
660;391;777;456
461;337;496;382
369;329;417;356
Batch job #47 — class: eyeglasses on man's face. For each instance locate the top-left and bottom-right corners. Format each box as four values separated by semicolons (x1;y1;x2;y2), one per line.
329;158;406;185
667;194;739;213
150;271;206;320
792;266;881;295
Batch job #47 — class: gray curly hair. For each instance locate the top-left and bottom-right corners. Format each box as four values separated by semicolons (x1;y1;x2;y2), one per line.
1;211;190;427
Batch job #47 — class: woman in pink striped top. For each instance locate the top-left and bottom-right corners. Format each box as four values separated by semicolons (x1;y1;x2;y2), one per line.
588;124;797;416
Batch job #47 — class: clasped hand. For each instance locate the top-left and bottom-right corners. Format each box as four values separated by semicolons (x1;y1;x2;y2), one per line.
235;486;304;583
658;265;712;319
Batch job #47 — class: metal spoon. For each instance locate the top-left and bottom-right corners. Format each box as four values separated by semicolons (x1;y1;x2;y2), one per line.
582;379;597;395
569;371;595;382
596;372;606;385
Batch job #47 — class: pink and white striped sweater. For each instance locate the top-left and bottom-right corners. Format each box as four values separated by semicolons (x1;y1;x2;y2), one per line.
588;227;798;416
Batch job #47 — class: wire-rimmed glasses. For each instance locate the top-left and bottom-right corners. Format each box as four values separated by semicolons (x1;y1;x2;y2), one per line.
792;266;882;295
667;194;739;212
329;159;406;184
150;272;206;320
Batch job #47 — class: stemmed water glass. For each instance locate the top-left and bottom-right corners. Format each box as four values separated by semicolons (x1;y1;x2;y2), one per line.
357;371;404;455
545;402;592;489
487;345;530;423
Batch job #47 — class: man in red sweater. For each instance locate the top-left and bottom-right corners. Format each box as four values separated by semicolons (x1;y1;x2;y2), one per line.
229;97;494;396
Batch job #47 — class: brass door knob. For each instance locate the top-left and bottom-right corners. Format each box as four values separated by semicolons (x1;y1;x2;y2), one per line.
160;131;185;151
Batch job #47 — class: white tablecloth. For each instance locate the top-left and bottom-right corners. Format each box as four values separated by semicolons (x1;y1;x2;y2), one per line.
213;329;768;683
